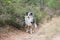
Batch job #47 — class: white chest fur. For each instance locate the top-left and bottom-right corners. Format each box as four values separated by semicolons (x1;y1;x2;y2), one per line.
25;16;33;26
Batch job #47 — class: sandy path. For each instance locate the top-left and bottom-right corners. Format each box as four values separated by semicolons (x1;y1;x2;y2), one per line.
0;16;60;40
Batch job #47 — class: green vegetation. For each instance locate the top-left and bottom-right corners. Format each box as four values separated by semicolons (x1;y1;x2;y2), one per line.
0;0;60;29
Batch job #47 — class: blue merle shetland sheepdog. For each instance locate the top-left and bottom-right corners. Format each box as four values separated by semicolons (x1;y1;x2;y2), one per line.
25;12;37;34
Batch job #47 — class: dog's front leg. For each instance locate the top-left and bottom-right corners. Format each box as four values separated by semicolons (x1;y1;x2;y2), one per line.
30;28;33;34
25;25;29;33
29;25;33;34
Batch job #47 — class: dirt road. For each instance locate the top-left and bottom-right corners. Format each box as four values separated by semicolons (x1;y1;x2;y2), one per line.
0;16;60;40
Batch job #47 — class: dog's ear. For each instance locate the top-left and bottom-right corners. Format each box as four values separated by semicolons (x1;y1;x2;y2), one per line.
26;12;28;15
30;13;33;15
30;12;34;16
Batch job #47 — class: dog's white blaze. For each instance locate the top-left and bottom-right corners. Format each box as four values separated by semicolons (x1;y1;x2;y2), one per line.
28;12;32;16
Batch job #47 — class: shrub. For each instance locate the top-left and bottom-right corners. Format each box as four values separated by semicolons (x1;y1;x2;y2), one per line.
0;0;49;29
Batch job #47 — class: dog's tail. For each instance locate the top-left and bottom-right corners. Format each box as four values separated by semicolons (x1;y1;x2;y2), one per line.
34;23;37;28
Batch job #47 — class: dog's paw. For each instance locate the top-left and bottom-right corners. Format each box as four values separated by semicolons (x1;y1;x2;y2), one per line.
30;31;33;34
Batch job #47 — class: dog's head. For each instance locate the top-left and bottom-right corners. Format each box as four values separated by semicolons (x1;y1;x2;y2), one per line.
25;12;37;28
25;12;34;18
25;12;34;26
